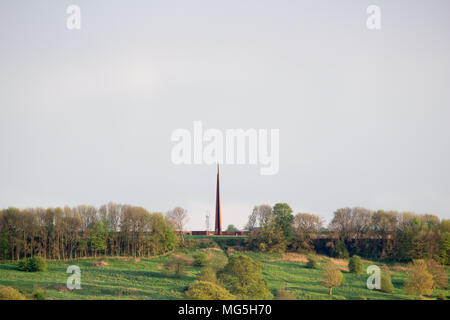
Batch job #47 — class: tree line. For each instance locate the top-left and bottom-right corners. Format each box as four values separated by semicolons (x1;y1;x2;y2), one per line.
1;201;448;264
247;204;449;264
0;203;183;260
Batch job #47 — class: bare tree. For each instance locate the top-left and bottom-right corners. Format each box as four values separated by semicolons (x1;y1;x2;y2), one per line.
166;207;189;243
293;213;323;234
293;213;323;251
246;205;272;231
329;207;373;241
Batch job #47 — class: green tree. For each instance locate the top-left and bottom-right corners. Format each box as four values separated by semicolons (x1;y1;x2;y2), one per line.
438;231;449;265
248;223;287;253
218;255;272;299
149;213;178;255
405;259;434;298
185;281;235;300
90;221;107;257
272;203;294;238
226;224;239;233
348;255;363;274
319;261;343;297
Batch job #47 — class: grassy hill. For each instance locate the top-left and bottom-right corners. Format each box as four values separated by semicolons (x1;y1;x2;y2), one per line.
0;249;448;300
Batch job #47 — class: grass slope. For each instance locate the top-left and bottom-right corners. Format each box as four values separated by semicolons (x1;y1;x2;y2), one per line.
243;252;423;300
0;249;448;300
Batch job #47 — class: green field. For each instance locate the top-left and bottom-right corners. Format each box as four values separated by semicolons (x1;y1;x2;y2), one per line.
0;249;448;300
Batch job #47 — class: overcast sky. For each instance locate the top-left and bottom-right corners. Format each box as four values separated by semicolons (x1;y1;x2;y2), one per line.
1;0;450;230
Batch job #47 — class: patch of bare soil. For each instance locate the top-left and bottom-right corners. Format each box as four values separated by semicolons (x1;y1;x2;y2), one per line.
330;258;349;272
390;265;407;271
54;285;69;293
281;253;308;263
202;247;223;252
113;256;131;261
91;260;109;267
227;248;235;255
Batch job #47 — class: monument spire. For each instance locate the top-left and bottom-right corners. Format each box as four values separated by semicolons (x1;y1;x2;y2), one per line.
215;164;222;235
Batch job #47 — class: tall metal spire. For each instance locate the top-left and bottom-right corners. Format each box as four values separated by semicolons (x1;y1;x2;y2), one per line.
215;164;222;235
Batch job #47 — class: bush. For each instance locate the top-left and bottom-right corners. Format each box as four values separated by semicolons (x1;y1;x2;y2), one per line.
32;290;46;300
306;255;318;269
274;287;296;300
0;287;26;300
18;256;47;272
163;254;193;278
426;259;448;289
348;255;363;274
185;281;235;300
218;255;273;299
199;266;219;284
437;292;447;300
193;252;209;267
380;271;394;293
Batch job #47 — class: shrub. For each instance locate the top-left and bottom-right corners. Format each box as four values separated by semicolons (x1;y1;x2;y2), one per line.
436;292;447;300
306;255;318;269
193;252;209;267
218;255;273;299
18;256;47;272
199;266;219;284
0;287;26;300
163;254;193;278
380;271;394;293
274;287;296;300
348;255;363;274
426;259;448;289
32;290;46;300
185;281;235;300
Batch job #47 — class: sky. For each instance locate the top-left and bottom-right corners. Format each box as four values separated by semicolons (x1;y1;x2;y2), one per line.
1;0;450;230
